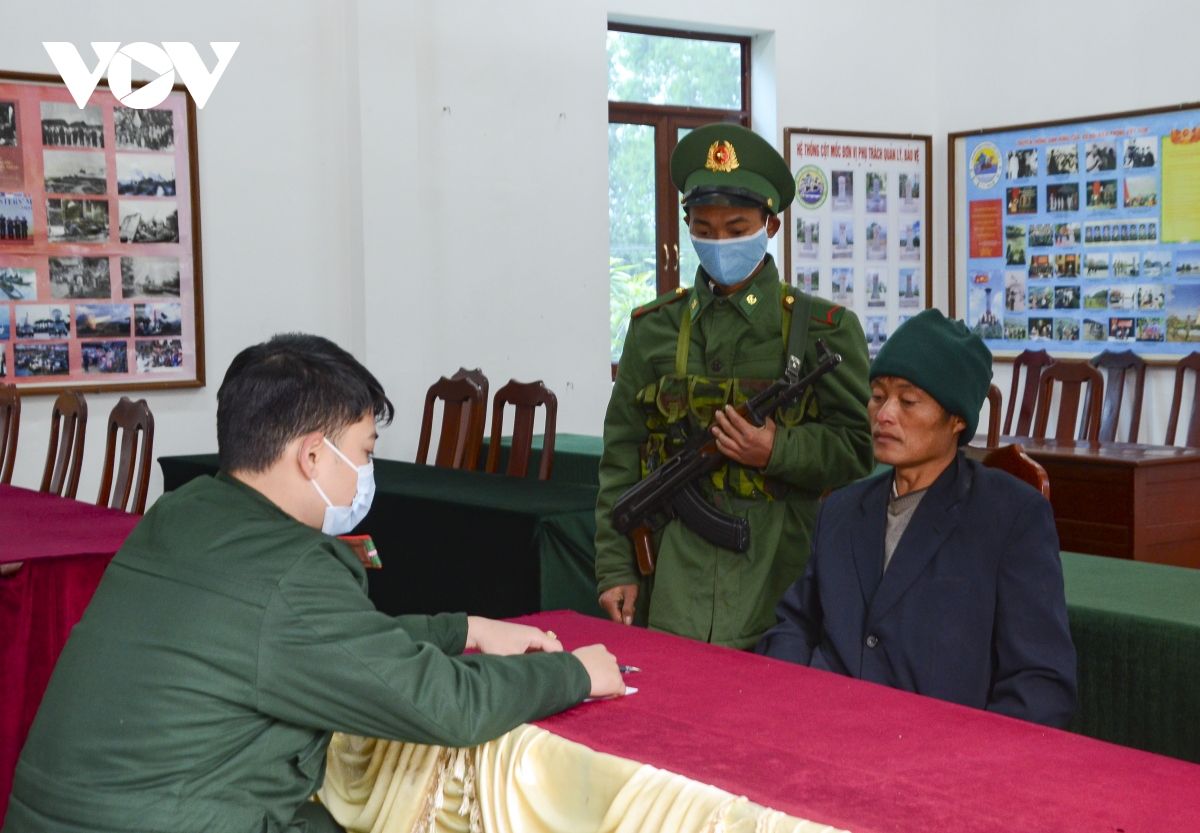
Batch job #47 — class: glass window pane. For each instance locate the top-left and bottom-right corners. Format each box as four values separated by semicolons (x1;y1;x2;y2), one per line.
609;122;658;363
608;31;741;110
676;127;700;288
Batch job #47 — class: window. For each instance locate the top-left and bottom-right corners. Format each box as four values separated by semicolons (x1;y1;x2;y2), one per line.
607;24;751;364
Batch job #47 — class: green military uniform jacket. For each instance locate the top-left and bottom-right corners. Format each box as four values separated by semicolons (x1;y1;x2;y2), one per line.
595;256;873;649
5;473;590;833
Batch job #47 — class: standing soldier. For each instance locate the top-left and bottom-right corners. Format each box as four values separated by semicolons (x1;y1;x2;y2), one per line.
595;123;874;649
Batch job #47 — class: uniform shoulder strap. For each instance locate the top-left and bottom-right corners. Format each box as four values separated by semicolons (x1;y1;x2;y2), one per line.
632;286;688;318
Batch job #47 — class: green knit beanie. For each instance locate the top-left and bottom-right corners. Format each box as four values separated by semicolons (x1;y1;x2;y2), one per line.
869;309;993;446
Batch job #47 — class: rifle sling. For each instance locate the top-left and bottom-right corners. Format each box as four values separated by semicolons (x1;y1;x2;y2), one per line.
783;286;814;378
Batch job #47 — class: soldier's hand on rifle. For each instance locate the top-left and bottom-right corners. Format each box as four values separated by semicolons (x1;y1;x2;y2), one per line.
712;405;776;468
599;583;639;625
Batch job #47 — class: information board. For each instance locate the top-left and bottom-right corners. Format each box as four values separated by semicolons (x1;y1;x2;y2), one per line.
951;105;1200;358
784;129;932;357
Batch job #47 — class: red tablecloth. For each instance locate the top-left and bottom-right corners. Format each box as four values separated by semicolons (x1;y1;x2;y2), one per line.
0;486;140;823
524;611;1200;833
0;484;142;565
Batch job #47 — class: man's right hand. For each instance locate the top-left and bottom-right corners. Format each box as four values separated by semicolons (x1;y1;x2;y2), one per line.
599;584;638;625
572;644;625;698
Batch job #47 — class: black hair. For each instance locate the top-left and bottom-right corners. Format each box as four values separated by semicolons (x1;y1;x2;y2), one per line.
217;333;394;473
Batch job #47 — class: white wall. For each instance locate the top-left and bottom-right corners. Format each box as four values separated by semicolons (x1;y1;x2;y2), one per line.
355;0;937;464
3;0;364;501
10;0;1192;507
936;0;1200;443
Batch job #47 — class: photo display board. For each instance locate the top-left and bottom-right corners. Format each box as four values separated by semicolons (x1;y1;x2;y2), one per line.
783;129;933;357
951;104;1200;358
0;71;203;393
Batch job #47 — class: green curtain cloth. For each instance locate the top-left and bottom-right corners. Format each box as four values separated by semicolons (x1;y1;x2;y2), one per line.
158;456;1200;764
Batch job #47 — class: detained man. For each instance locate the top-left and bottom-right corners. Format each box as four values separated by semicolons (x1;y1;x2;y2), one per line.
4;334;624;833
756;310;1077;728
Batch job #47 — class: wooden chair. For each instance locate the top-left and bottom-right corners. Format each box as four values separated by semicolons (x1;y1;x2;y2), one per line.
985;384;1002;448
415;375;487;470
1003;349;1054;437
1165;351;1200;448
97;397;155;514
982;443;1050;499
0;384;19;484
40;390;87;499
1087;350;1146;443
485;380;558;480
451;367;489;463
1032;361;1103;442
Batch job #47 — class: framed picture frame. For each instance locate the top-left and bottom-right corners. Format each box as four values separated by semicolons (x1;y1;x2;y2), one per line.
0;70;204;392
783;128;933;359
949;103;1200;362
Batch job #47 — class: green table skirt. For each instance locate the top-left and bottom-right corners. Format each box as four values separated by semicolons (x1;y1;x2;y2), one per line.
1061;552;1200;762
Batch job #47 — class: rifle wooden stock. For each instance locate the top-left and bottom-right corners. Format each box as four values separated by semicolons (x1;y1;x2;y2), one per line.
632;525;655;576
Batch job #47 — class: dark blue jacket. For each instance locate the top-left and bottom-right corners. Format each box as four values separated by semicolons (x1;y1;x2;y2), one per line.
757;453;1077;728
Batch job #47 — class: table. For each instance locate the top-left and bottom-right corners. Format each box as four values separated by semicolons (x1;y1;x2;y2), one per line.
535;611;1200;833
158;455;606;619
156;456;1200;764
969;436;1200;567
478;433;603;486
326;610;1200;833
0;485;142;824
1062;552;1200;763
431;491;1200;765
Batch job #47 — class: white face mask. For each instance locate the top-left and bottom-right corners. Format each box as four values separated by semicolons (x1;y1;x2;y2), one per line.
310;438;375;536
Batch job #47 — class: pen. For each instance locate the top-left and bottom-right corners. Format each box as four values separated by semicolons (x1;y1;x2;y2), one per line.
619;665;641;673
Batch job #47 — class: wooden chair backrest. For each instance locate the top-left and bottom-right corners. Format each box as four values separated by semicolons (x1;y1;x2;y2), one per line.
485;380;558;480
1033;360;1104;442
0;384;19;485
1088;349;1146;443
1004;349;1054;437
986;384;1002;448
1165;351;1200;448
97;397;155;514
451;367;489;462
982;443;1050;499
40;389;87;498
415;375;486;470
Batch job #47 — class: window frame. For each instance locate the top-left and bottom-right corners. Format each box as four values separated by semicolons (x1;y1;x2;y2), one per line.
608;24;752;375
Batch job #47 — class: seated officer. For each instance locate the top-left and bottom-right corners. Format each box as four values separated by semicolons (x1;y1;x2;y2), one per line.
757;310;1077;728
5;334;623;833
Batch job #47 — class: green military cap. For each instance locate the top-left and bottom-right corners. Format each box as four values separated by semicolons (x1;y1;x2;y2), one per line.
671;123;795;215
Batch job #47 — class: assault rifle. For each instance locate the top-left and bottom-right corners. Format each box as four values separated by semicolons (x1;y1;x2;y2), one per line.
612;339;842;575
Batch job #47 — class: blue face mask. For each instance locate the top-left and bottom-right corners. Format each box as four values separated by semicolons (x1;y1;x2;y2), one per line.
310;438;375;536
689;226;769;286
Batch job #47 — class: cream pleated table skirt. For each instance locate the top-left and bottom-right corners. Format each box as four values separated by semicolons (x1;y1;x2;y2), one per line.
317;725;848;833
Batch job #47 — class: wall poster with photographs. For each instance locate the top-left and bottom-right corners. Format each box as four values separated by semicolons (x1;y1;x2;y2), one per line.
951;104;1200;359
783;129;933;359
0;71;203;392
